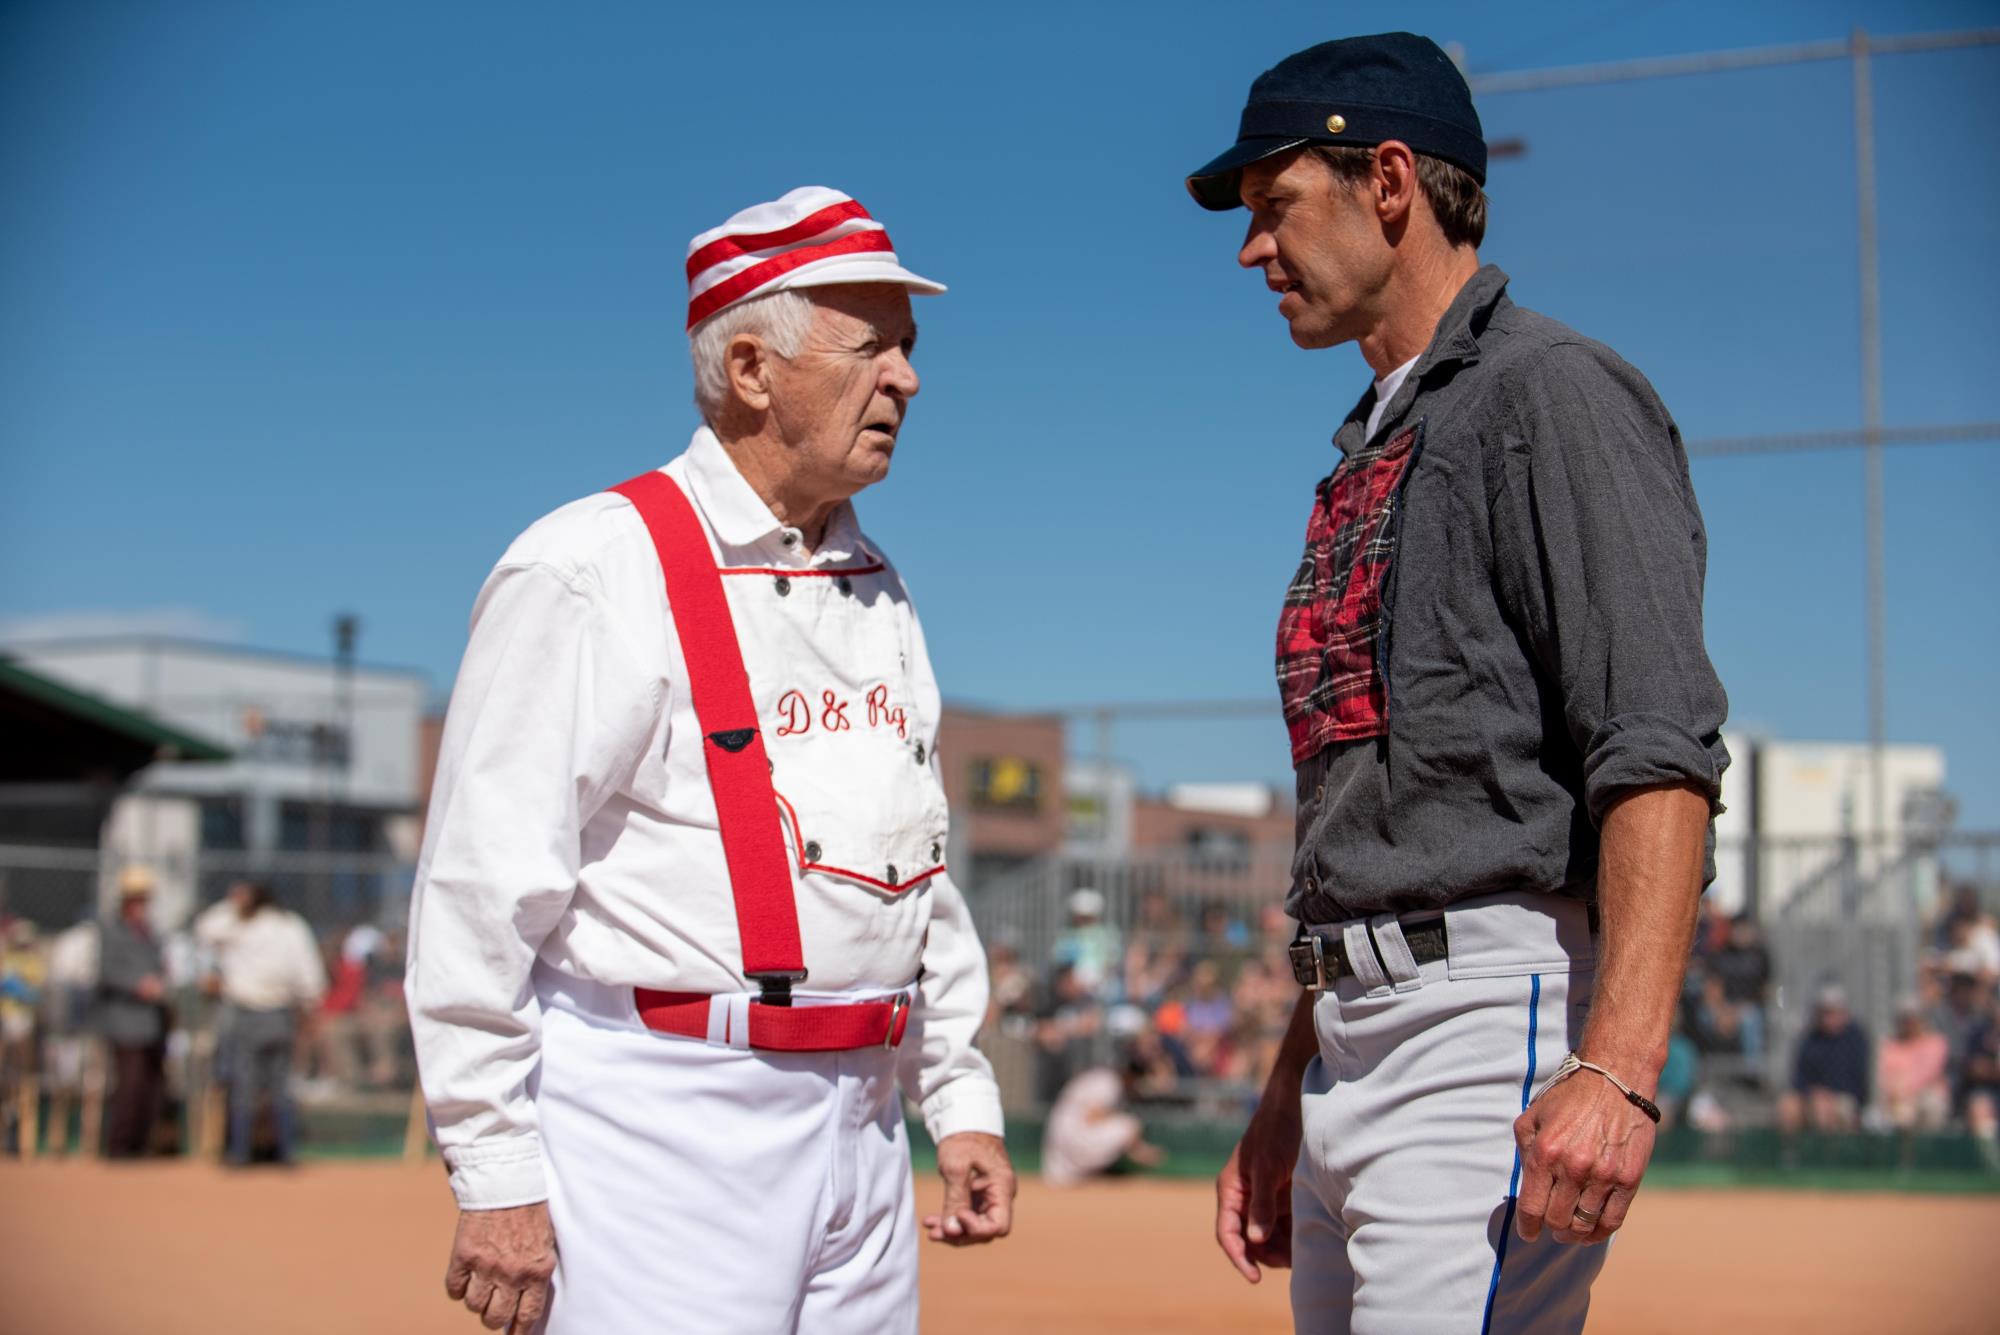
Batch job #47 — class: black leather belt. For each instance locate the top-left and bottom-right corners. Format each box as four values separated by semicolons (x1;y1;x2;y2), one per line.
1288;919;1450;989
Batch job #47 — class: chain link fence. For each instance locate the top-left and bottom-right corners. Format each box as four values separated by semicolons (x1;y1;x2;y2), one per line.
962;833;2000;1143
0;843;420;1159
2;832;1995;1162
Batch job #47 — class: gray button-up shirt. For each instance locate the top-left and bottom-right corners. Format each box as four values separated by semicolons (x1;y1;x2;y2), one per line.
1288;266;1729;922
96;914;168;1046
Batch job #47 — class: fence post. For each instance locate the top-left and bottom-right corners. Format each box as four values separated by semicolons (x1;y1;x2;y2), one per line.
79;1042;105;1159
403;1085;430;1163
17;1074;38;1158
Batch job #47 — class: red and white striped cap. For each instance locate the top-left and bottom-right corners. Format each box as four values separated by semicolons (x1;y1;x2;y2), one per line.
685;186;946;332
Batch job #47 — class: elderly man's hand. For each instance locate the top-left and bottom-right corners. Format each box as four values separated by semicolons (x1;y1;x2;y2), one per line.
925;1132;1016;1245
1512;1064;1658;1246
444;1202;557;1331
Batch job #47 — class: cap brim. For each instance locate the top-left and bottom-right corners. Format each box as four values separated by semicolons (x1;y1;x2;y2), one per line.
1185;137;1308;211
782;260;946;297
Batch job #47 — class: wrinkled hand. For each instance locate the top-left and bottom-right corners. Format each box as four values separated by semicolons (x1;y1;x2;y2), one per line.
926;1132;1016;1245
445;1202;557;1331
1512;1067;1658;1246
1215;1094;1300;1283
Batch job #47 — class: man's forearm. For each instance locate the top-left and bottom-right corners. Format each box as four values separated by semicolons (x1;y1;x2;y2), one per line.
1577;783;1712;1092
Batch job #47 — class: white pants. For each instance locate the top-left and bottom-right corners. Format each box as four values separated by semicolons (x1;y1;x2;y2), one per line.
1290;892;1608;1335
533;971;919;1335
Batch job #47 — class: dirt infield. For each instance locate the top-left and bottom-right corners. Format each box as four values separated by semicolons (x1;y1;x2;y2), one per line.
3;1161;1997;1333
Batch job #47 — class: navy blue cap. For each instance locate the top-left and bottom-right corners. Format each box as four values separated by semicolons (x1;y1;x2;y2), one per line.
1187;33;1485;211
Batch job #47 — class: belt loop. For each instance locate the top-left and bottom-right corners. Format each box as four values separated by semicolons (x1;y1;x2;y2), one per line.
707;993;752;1050
1369;914;1423;992
1341;920;1391;995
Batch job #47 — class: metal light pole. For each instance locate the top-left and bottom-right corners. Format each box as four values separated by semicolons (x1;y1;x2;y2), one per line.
1466;26;2000;849
310;613;359;922
1850;29;1888;845
333;613;360;812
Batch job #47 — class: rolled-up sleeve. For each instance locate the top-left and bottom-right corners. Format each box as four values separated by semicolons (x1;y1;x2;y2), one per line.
897;871;1006;1143
1491;341;1730;825
406;561;661;1209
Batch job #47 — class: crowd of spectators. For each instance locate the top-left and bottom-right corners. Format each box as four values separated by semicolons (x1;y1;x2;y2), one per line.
1769;886;2000;1165
987;887;1297;1110
0;869;411;1159
1621;885;2000;1164
7;870;1998;1168
987;881;2000;1171
1656;902;1776;1130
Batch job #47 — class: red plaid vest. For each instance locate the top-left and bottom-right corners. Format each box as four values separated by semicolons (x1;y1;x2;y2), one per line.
1276;419;1426;766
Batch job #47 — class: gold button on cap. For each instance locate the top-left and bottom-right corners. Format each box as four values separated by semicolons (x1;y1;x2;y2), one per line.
1326;114;1347;133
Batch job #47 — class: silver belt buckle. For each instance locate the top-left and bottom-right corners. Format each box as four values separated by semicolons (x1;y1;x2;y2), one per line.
883;993;911;1048
1287;934;1329;991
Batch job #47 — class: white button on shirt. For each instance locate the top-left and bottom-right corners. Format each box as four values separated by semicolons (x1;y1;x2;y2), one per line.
407;427;1003;1209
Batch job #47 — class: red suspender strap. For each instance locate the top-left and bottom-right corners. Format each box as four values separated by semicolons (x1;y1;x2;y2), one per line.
609;470;808;1001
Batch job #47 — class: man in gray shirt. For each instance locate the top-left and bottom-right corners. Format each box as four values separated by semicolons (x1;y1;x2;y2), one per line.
1186;34;1728;1334
98;865;170;1158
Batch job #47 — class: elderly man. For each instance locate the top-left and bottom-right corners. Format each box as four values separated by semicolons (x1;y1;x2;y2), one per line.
1185;34;1729;1334
98;865;170;1159
407;186;1013;1335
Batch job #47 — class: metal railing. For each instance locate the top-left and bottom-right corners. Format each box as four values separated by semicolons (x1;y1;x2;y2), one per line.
0;831;1992;1154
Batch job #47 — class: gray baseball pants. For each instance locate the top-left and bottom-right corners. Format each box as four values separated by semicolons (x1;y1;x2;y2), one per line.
1290;891;1608;1334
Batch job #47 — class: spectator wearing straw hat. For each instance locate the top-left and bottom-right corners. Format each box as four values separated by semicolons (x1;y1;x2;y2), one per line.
98;866;169;1158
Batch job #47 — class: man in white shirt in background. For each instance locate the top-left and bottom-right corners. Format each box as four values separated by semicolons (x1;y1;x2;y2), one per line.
1041;1057;1166;1187
194;880;327;1165
406;186;1012;1335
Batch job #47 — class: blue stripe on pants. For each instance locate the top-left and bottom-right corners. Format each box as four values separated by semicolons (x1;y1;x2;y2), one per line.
1480;973;1541;1334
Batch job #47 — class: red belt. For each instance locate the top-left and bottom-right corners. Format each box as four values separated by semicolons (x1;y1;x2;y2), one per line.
634;988;913;1052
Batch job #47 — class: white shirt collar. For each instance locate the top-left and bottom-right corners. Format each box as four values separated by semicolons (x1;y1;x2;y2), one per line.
681;427;869;564
1363;354;1421;444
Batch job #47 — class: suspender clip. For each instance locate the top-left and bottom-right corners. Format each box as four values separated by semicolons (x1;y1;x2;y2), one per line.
753;970;809;1007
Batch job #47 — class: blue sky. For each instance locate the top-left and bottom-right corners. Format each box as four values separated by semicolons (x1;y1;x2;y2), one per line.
3;1;1997;824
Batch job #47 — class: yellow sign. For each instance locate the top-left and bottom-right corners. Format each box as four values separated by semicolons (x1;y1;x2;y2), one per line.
971;756;1042;811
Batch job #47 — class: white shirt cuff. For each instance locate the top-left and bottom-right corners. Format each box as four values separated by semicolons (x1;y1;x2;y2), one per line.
444;1136;549;1210
920;1078;1006;1144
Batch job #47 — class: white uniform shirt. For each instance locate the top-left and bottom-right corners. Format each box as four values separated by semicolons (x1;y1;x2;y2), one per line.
408;427;1004;1209
194;902;328;1011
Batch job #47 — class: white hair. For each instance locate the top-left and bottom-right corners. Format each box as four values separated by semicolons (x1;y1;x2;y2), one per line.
689;288;816;425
